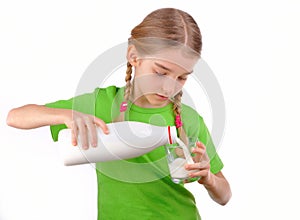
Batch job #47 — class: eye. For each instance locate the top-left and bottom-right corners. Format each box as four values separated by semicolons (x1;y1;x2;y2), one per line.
155;71;166;77
178;76;188;81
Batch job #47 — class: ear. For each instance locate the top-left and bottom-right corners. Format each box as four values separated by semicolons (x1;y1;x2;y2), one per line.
127;45;139;67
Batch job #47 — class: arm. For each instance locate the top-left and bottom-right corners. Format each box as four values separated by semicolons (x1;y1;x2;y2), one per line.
185;142;232;205
202;171;231;206
6;104;70;129
6;104;109;148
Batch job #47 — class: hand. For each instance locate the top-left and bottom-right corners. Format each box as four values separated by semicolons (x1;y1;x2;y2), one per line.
185;141;213;186
63;110;109;149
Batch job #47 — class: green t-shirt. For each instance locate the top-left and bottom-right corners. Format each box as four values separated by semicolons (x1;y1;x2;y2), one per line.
46;86;223;220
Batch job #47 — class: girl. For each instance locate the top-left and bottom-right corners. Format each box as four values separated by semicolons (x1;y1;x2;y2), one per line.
7;8;231;219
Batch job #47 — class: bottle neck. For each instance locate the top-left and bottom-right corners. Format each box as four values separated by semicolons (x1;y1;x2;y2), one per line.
167;126;178;145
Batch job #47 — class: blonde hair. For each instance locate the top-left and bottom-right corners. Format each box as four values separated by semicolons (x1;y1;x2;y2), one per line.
115;8;202;145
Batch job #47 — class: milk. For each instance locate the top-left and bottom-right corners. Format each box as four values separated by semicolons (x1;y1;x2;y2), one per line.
168;158;189;179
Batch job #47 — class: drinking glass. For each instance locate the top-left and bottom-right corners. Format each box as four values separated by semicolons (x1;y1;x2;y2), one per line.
165;137;200;184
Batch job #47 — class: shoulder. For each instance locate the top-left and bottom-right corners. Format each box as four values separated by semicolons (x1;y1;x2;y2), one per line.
91;85;124;104
181;103;204;137
93;86;125;122
181;103;203;121
94;85;123;98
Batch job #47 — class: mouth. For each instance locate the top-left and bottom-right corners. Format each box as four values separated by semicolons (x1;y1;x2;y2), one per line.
155;94;169;100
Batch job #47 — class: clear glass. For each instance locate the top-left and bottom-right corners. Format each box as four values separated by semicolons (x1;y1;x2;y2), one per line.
165;137;200;184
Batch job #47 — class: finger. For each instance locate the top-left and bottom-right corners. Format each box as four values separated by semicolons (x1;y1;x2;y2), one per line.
185;161;210;171
85;117;98;147
189;169;209;178
192;142;209;162
195;141;206;153
192;146;206;163
71;122;78;146
93;117;109;134
197;141;210;158
77;118;89;150
67;111;79;146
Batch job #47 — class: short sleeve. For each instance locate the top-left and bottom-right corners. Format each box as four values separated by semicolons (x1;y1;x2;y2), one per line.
45;86;122;142
198;116;224;174
45;89;98;141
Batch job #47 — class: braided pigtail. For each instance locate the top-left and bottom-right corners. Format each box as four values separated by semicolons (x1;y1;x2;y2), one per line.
113;62;133;122
124;62;133;101
173;91;189;146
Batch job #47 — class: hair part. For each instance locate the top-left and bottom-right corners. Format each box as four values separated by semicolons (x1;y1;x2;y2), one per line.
130;8;202;56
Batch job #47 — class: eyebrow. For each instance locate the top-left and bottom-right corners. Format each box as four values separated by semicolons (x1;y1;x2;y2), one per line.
154;62;193;75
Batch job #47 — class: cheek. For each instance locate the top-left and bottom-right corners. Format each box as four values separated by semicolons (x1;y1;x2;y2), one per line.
134;74;163;94
178;80;186;87
171;80;185;94
135;61;152;76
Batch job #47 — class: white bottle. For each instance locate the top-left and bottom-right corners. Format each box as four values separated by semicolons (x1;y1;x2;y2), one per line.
58;121;178;166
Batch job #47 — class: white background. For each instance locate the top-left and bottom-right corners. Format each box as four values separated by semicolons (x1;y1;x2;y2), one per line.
1;0;300;219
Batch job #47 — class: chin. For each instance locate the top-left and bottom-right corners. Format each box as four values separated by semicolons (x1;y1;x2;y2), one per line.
148;98;170;108
137;94;171;108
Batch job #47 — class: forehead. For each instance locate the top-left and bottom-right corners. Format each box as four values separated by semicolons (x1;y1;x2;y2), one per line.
139;49;199;73
150;60;192;76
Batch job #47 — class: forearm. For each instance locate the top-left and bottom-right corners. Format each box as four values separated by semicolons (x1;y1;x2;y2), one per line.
6;104;70;129
202;172;232;205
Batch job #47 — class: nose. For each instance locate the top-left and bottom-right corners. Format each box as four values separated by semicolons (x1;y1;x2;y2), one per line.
161;76;178;96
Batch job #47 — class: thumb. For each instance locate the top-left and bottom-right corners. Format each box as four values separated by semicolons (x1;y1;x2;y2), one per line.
192;141;206;162
93;117;109;134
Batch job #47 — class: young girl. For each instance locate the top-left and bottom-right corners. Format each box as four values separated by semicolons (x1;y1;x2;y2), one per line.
7;8;231;219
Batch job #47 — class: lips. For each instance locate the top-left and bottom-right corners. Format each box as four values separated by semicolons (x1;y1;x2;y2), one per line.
156;94;168;100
